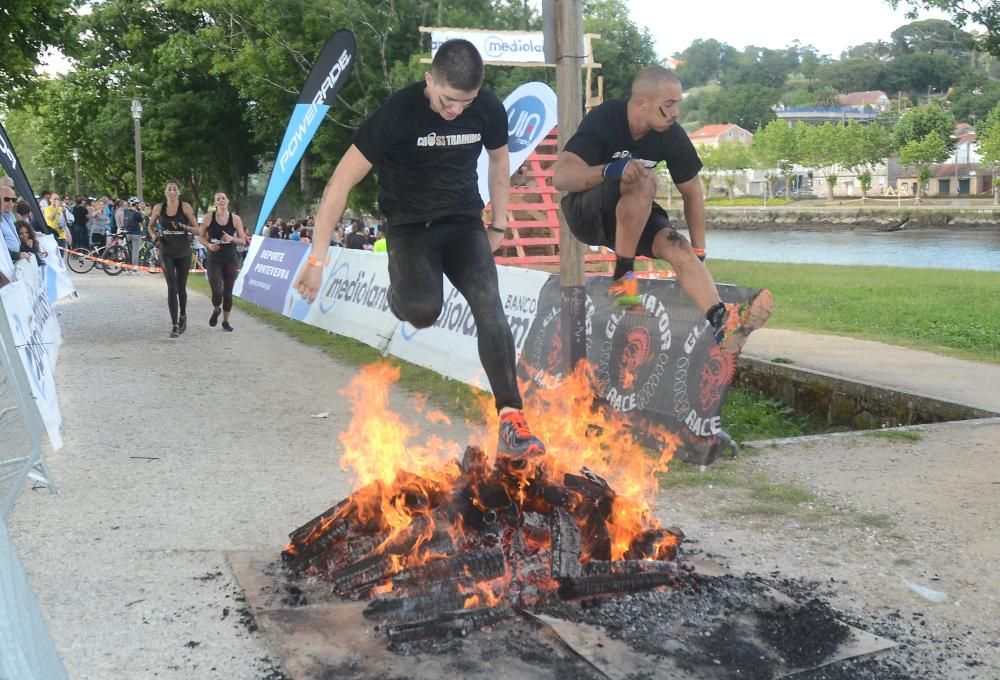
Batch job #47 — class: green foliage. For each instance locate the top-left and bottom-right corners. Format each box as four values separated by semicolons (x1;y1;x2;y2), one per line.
899;130;950;168
887;0;1000;57
979;107;1000;164
698;84;780;131
720;388;820;441
583;0;658;99
673;39;739;87
0;0;78;102
891;105;956;152
890;18;974;55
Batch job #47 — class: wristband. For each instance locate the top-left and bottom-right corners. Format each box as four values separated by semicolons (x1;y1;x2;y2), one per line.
307;255;328;268
487;226;506;234
602;158;630;180
692;247;706;262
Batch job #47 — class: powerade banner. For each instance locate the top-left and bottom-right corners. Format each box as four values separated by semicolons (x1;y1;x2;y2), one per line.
517;278;770;465
237;238;309;312
0;120;47;230
476;82;557;205
254;30;356;235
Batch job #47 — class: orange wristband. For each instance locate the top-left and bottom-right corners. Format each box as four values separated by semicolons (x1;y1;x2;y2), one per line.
307;255;328;267
692;247;706;257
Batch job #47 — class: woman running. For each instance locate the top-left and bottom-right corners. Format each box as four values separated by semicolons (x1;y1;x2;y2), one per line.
199;191;246;332
148;180;199;338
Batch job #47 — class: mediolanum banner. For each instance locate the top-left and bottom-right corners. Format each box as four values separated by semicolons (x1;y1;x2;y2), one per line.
430;29;546;64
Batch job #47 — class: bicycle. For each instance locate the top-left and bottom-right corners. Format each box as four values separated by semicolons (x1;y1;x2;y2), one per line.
104;235;160;276
67;232;126;274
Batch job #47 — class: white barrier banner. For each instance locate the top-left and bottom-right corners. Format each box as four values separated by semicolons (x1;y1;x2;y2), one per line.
386;265;549;391
0;241;12;280
0;280;63;450
477;82;558;205
431;30;545;64
37;234;76;303
301;248;399;350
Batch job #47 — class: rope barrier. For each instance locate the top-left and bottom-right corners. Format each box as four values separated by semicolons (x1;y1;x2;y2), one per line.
60;247;207;274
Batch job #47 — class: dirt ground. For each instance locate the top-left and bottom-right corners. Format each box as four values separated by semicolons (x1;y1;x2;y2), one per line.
7;272;1000;679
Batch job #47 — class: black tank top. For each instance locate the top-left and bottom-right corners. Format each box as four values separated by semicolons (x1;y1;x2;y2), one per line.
157;203;192;259
207;212;239;264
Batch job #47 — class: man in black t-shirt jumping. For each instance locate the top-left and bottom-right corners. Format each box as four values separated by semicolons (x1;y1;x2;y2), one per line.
295;39;545;461
553;66;770;354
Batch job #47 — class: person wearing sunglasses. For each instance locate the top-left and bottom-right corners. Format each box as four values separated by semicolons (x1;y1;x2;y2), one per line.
0;186;22;265
553;65;769;354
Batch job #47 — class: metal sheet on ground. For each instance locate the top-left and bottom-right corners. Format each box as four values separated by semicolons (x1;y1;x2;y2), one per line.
227;550;602;680
228;550;894;680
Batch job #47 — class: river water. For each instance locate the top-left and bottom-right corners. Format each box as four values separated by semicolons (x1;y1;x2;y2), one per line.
681;228;1000;271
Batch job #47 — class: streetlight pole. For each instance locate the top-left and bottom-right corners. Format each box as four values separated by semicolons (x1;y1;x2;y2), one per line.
72;148;80;197
49;168;55;192
131;99;144;202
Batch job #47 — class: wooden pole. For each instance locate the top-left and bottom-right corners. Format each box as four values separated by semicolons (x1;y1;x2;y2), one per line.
549;0;587;372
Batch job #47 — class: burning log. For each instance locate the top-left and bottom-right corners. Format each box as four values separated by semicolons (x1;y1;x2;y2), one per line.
549;508;583;579
583;559;679;578
390;547;505;590
364;587;477;623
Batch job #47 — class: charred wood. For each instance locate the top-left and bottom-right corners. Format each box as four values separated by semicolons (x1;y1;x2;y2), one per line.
557;571;681;600
583;559;679;578
550;508;583;579
364;588;475;623
384;606;514;643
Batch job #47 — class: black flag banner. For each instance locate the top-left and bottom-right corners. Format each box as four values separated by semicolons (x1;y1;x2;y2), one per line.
518;277;772;465
0;120;46;229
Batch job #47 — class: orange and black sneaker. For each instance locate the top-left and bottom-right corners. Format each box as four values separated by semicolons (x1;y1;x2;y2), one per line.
711;289;773;354
497;410;546;459
608;271;643;311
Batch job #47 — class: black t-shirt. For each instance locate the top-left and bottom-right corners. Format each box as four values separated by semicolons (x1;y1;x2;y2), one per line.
563;99;702;187
72;204;89;229
352;81;508;226
345;231;368;250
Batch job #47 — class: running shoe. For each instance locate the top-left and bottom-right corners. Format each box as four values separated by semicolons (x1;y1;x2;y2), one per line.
221;321;234;332
177;315;187;335
711;289;773;354
170;325;179;339
209;309;220;327
608;271;642;311
497;410;546;459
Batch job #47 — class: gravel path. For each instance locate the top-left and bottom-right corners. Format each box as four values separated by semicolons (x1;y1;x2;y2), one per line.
6;272;470;679
7;271;998;679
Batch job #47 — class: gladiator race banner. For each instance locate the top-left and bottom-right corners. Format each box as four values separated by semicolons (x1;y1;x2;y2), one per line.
0;120;47;230
517;278;767;465
476;82;558;205
253;30;356;235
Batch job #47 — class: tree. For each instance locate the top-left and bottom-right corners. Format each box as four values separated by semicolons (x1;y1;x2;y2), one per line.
898;130;949;200
887;1;1000;57
584;0;659;99
0;0;77;103
948;78;1000;125
751;120;800;196
698;142;752;197
890;18;974;55
699;84;780;132
892;105;956;153
798;123;844;198
674;39;738;87
877;51;971;98
815;58;883;93
720;47;793;90
977;103;1000;203
839;123;891;198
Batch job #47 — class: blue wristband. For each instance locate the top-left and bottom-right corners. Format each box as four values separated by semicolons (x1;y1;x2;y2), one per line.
602;158;630;180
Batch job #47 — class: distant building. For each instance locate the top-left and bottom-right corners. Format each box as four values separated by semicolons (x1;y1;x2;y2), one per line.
688;123;753;148
774;106;880;126
837;90;891;112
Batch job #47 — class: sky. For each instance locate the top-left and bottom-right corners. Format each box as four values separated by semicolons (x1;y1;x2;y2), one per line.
624;0;955;59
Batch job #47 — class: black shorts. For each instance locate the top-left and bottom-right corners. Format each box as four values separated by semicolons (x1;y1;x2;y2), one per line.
561;180;673;258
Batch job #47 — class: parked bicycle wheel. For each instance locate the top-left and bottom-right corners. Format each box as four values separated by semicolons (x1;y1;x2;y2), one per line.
138;242;159;270
67;248;97;274
103;244;128;276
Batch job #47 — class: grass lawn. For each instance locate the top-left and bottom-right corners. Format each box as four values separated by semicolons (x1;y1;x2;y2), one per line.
704;260;1000;363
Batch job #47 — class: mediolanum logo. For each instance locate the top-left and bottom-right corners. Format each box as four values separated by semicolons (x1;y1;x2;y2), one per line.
483;35;545;60
507;95;545;152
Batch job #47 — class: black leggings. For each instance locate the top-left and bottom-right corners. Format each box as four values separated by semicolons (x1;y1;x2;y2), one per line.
207;256;239;311
385;216;522;412
160;254;191;326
